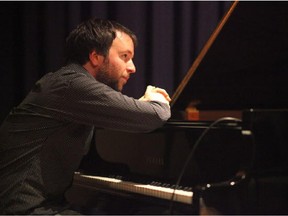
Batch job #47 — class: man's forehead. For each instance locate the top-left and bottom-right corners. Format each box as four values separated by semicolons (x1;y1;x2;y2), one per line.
113;31;134;50
115;31;125;39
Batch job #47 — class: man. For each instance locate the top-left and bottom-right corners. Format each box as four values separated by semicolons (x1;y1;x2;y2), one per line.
0;18;171;214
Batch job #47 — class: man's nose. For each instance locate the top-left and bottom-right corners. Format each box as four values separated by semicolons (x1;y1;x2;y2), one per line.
127;60;136;73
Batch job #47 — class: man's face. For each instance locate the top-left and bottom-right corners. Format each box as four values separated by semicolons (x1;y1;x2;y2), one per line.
96;31;136;91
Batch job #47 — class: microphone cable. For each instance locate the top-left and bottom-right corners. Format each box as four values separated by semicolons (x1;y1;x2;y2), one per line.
168;117;242;214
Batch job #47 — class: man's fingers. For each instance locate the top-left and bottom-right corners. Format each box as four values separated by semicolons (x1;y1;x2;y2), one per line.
154;88;171;101
142;85;171;104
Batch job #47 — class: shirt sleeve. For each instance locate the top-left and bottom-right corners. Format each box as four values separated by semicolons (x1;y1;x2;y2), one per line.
24;70;171;133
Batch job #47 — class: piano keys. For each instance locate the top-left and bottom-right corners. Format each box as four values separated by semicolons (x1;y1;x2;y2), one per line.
72;172;193;204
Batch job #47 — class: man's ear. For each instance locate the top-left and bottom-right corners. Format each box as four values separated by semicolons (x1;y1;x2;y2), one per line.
89;50;104;67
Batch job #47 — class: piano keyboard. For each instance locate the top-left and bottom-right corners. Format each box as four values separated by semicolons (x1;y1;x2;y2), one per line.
73;172;193;204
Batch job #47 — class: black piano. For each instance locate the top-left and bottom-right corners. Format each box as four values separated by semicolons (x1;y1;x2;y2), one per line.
66;1;288;214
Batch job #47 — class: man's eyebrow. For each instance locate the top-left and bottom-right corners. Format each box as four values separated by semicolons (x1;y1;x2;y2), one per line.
120;50;132;53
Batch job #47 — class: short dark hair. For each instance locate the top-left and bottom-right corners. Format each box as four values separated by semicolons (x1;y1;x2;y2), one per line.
65;18;137;65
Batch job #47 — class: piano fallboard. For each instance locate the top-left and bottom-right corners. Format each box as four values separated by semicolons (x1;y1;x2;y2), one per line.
78;120;250;188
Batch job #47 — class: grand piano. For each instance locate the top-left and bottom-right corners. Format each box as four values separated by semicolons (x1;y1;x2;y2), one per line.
66;1;288;214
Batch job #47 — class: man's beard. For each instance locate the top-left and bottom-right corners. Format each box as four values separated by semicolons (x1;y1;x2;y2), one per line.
96;60;120;91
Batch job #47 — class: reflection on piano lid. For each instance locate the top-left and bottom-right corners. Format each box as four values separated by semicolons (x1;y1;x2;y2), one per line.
171;1;288;120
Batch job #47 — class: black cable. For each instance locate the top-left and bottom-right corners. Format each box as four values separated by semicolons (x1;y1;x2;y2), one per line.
168;117;242;214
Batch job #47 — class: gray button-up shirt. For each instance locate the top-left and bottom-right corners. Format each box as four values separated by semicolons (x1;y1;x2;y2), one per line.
0;63;171;214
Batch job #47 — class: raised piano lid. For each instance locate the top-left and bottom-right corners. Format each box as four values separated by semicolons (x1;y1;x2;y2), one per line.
171;1;288;120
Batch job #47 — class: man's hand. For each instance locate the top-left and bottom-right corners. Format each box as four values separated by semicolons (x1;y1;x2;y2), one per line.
139;85;171;105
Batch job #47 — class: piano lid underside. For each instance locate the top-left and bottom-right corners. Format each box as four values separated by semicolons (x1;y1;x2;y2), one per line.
173;2;288;111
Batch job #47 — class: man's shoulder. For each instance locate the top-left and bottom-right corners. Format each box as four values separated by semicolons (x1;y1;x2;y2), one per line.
50;63;93;81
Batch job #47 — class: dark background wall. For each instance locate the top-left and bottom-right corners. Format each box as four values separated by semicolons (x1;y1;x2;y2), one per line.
0;1;232;122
